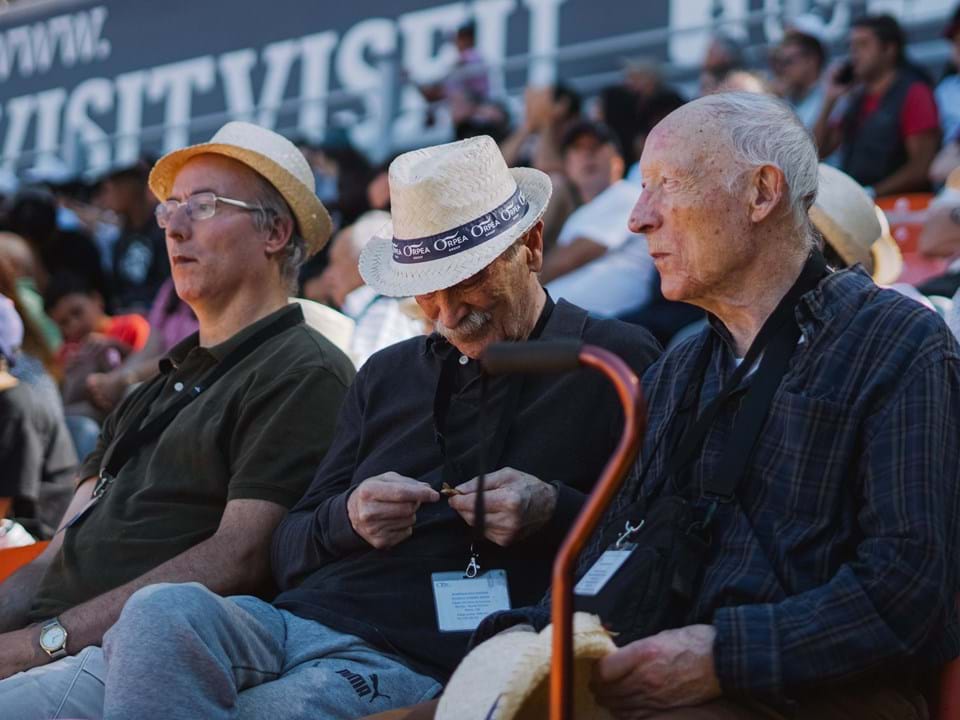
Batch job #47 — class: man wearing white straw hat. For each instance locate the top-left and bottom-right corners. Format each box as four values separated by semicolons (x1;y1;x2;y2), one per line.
95;135;660;719
457;93;960;720
0;121;355;719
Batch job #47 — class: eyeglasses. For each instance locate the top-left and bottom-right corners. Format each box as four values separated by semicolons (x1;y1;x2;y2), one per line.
154;192;267;229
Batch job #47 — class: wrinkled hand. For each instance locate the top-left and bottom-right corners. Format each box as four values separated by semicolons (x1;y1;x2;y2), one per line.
447;468;558;547
0;625;47;681
347;472;439;550
592;625;721;718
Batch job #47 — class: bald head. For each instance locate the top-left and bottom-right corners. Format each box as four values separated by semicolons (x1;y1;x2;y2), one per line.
647;93;818;232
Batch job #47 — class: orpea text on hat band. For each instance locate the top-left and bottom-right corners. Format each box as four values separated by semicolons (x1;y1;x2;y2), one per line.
391;187;529;265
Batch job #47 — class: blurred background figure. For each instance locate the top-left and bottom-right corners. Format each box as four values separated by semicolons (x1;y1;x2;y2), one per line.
932;5;960;186
770;28;827;128
0;293;76;541
305;210;421;367
699;32;745;95
92;158;168;313
814;14;940;196
416;21;491;130
43;271;150;424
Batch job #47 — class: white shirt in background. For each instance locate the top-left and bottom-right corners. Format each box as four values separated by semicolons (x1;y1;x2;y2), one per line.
546;178;654;317
341;285;423;368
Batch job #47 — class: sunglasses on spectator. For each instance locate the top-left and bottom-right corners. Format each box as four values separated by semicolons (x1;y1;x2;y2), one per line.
155;192;270;229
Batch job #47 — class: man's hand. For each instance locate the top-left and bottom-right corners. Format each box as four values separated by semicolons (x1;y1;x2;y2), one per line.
592;625;721;718
447;468;558;547
347;472;439;550
0;625;48;681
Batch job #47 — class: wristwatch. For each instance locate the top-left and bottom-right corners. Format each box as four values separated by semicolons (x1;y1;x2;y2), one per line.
38;618;68;660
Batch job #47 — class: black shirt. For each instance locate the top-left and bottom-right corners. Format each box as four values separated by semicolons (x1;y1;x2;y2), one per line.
270;298;661;681
111;220;169;312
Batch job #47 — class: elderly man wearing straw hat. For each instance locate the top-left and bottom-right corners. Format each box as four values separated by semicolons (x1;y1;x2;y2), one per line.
441;93;960;720
0;121;355;719
92;135;660;719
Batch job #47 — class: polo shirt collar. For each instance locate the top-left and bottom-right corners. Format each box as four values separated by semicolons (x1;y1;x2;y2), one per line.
159;303;304;373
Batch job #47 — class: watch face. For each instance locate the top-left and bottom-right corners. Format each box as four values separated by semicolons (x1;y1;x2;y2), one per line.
41;625;66;650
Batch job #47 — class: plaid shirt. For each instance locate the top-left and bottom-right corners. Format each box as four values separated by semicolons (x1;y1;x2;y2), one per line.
486;267;960;701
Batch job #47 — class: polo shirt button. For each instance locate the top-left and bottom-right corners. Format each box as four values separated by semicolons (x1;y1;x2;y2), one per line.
174;382;184;392
459;355;469;366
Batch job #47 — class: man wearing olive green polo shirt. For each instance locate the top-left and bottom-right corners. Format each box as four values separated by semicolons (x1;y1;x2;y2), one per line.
0;121;355;720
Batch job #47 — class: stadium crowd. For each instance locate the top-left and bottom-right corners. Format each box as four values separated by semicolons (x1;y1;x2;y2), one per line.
0;8;958;720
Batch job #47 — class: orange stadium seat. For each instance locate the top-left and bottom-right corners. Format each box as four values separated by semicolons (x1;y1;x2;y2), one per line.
0;541;48;584
875;193;948;286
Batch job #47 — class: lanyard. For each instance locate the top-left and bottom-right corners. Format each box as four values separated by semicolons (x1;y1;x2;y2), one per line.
93;307;302;500
432;296;555;575
629;251;829;513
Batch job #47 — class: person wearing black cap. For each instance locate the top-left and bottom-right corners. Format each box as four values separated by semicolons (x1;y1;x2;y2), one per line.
540;122;628;287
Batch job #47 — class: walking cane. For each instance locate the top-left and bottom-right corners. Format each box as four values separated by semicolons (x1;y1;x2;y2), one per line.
481;340;646;720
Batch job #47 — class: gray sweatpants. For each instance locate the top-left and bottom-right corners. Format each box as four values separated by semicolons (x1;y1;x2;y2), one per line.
0;583;441;720
101;583;442;720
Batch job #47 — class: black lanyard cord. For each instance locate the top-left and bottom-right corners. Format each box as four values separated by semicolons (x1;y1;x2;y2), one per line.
99;308;302;484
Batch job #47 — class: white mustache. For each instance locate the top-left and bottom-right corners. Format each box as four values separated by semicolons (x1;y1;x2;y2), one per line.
435;310;492;340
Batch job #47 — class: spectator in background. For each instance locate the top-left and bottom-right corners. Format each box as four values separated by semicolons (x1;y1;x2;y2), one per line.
3;188;108;308
699;32;745;95
624;59;687;161
771;30;827;128
541;122;655;317
0;295;76;540
44;272;149;372
500;83;582;174
85;277;198;415
300;139;373;230
814;14;940;196
94;159;169;313
0;232;61;352
307;210;422;367
417;22;491;129
501;84;584;252
931;6;960;186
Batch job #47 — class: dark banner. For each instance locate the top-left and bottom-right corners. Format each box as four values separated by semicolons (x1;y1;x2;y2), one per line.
0;0;950;173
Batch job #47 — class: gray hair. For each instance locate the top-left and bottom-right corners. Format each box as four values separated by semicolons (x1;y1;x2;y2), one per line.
693;92;819;243
248;173;306;292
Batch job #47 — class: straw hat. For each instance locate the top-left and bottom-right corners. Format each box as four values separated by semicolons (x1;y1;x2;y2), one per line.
435;613;616;720
359;135;552;297
810;164;902;282
871;206;904;285
149;121;332;255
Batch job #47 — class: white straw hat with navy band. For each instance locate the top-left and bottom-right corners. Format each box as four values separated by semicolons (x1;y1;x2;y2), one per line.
359;135;553;297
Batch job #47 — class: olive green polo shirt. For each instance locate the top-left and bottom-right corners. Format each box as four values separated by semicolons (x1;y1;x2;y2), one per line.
29;304;355;621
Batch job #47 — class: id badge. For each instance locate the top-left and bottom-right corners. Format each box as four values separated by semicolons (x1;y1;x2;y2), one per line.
574;543;636;597
431;569;511;632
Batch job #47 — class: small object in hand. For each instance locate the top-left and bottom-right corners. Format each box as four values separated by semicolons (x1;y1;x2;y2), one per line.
441;483;464;497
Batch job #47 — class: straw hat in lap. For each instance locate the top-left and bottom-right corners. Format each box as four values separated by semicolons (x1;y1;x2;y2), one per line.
809;164;903;284
435;613;616;720
359;135;552;297
149;121;333;255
